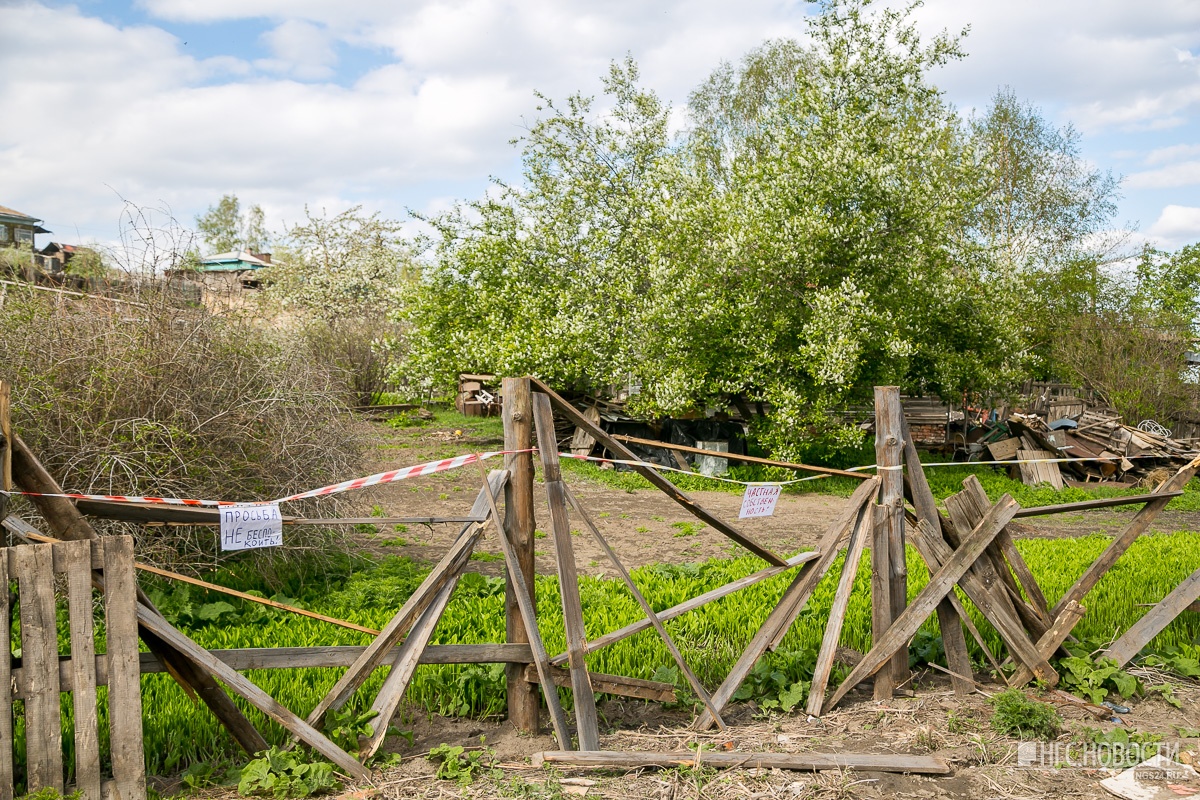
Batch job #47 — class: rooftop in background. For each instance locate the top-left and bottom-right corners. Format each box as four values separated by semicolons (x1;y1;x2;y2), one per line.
198;251;273;272
0;204;50;234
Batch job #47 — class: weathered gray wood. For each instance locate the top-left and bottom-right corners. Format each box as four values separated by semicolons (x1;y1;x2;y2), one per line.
12;544;63;792
360;573;463;758
479;467;572;750
8;439;268;756
944;491;1021;623
529;378;786;566
549;551;818;667
1104;570;1200;667
874;386;908;690
1052;458;1200;620
807;500;871;716
870;504;892;700
522;665;677;703
0;380;11;496
960;477;1050;632
533;393;600;751
502;377;539;735
63;540;101;800
899;418;974;698
103;537;146;800
563;485;724;729
0;545;12;800
828;496;1021;710
305;476;503;729
134;603;369;780
696;478;878;730
1011;601;1086;686
910;519;1054;685
1013;492;1183;517
530;750;950;775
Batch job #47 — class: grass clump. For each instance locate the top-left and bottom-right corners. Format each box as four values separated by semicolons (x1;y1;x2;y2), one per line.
988;689;1061;740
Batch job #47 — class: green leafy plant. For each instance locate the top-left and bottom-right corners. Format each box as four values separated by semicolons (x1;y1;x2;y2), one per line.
671;521;704;537
731;652;814;714
236;748;337;799
1057;653;1140;705
1074;727;1165;768
988;689;1061;740
427;742;498;785
322;707;378;756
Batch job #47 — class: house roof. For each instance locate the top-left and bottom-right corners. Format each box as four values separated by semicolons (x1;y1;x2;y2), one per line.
0;204;51;234
198;250;272;272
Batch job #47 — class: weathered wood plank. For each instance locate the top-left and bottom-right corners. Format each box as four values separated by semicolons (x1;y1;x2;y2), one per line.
1011;601;1086;686
479;468;572;750
1104;569;1200;667
530;750;950;775
103;537;146;800
1052;458;1200;620
0;546;12;800
63;540;101;800
360;573;462;758
870;504;892;701
1013;492;1183;518
522;665;677;703
304;475;502;729
609;434;873;482
696;478;878;730
134;603;369;780
533;393;600;751
875;386;908;690
9;438;268;756
501;377;539;735
529;378;786;566
900;416;973;698
564;485;724;729
12;544;63;792
827;496;1020;711
807;500;871;716
548;551;818;667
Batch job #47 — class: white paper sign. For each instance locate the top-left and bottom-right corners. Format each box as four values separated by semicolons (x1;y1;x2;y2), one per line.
219;504;284;551
739;484;782;518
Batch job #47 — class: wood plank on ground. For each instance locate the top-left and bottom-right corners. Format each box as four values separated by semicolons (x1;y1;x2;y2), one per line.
530;750;950;775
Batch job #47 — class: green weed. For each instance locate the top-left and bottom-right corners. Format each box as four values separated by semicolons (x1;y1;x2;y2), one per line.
988;690;1061;740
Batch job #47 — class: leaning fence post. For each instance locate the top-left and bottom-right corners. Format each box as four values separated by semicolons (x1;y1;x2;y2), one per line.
502;377;539;733
873;385;908;695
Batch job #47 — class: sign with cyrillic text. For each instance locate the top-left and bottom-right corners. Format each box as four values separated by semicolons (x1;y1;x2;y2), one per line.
220;503;284;551
739;484;782;518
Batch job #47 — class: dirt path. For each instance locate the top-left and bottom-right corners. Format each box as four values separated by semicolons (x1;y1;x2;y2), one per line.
342;416;1200;577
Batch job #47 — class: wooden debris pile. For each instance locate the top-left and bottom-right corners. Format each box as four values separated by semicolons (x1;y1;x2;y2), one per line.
454;373;502;417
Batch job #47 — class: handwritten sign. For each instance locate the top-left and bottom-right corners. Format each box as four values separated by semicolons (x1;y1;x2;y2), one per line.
739;484;782;518
220;504;284;551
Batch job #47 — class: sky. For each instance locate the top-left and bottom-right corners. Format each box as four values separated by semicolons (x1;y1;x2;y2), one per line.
2;0;1200;254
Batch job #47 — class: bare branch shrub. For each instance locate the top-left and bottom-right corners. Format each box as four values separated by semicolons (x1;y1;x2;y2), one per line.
0;284;369;570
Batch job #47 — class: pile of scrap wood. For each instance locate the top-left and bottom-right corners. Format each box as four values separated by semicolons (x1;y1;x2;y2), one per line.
984;410;1198;486
454;374;501;417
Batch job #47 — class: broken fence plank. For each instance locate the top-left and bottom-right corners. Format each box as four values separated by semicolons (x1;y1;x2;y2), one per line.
103;537;147;800
696;478;878;730
1011;601;1087;686
63;540;101;800
549;551;818;667
564;484;725;729
1013;492;1183;518
1104;568;1200;668
529;377;786;566
522;665;677;703
827;495;1021;711
12;543;64;792
0;541;12;800
534;393;600;751
530;750;950;775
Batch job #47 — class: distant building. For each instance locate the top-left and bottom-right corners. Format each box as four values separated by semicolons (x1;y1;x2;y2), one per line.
38;242;99;273
0;204;50;250
194;250;274;291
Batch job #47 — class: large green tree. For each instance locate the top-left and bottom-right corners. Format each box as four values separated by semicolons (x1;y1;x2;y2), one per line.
195;194;270;254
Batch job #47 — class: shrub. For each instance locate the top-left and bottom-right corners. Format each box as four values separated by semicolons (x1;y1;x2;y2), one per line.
0;285;368;569
988;689;1061;740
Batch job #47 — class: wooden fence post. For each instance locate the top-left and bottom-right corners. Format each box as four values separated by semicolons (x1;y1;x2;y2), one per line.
502;377;539;734
874;386;908;693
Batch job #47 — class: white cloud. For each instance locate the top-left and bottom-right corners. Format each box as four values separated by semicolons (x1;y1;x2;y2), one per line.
1143;142;1200;166
1127;161;1200;189
257;20;338;80
1148;205;1200;246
